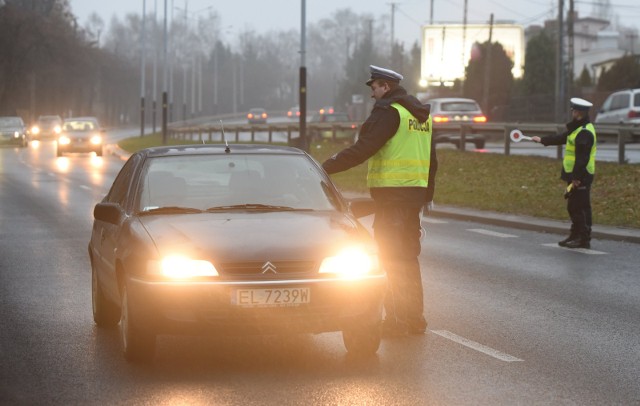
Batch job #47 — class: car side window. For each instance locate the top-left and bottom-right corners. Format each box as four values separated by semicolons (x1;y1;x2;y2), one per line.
634;93;640;107
610;94;629;111
106;155;139;208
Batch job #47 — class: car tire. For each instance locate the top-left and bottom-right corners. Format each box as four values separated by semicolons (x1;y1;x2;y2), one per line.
56;148;63;157
92;265;120;328
120;283;156;362
342;320;382;357
474;139;485;149
96;148;103;157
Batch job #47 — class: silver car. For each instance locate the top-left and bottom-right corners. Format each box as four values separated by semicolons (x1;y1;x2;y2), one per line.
594;89;640;124
0;116;28;148
56;117;104;157
425;97;487;149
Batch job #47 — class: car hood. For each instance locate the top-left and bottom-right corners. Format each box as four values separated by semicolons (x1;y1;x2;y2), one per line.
138;211;370;261
0;126;24;132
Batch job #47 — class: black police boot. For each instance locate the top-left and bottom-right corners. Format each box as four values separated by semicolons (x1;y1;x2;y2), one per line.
558;234;577;247
564;237;590;249
407;316;428;335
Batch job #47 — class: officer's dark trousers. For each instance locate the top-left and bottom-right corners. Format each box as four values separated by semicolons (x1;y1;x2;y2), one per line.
373;204;426;328
567;185;592;240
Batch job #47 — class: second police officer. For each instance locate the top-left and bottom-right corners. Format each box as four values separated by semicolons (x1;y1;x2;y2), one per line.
532;97;597;249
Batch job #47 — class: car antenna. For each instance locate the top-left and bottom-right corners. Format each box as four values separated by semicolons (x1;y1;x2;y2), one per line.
220;120;230;153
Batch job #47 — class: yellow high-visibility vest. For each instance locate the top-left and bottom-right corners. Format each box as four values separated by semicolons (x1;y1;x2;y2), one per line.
367;103;432;188
563;123;596;174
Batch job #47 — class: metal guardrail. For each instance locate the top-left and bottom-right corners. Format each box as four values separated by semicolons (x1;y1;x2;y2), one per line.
169;121;640;164
169;122;360;144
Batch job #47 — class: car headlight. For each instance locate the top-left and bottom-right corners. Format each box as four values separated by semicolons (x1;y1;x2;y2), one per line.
319;247;379;279
54;125;61;134
14;131;20;138
90;135;102;145
58;135;70;145
31;126;40;134
147;256;219;279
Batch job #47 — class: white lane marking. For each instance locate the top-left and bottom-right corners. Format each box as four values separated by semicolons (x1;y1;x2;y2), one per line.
542;243;606;255
468;228;517;238
79;185;91;190
431;330;523;362
424;218;448;224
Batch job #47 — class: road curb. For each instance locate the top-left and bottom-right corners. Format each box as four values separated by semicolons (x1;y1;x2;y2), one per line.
430;206;640;244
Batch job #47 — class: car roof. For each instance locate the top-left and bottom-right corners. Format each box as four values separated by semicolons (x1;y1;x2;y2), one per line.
426;97;480;103
139;143;308;158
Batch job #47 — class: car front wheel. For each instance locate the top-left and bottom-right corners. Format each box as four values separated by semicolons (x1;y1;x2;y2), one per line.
120;283;156;362
91;264;120;328
342;320;381;357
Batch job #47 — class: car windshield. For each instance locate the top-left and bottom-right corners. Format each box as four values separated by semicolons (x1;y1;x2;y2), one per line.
38;117;61;125
137;153;339;213
0;117;22;128
440;102;480;112
64;120;97;131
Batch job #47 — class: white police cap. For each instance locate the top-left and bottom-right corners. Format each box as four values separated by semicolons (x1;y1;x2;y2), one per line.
366;65;403;86
570;97;593;111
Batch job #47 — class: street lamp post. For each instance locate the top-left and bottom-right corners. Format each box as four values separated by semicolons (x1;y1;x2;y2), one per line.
140;0;146;137
299;0;308;152
162;0;168;144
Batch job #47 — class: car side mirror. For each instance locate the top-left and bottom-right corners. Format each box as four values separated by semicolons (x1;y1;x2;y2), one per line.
348;197;375;218
94;202;123;225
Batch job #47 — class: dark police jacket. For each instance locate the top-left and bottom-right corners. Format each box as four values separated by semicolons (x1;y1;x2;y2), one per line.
322;86;437;207
539;117;595;187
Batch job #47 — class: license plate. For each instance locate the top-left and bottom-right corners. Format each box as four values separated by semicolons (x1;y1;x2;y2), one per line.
233;287;310;307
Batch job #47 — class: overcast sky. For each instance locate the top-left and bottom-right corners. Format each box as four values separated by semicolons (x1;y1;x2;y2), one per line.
69;0;639;47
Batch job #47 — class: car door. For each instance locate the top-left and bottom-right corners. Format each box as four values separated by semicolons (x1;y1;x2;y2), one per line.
610;93;630;123
92;154;141;301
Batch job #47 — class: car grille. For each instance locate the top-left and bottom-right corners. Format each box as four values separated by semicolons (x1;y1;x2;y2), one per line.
218;260;317;279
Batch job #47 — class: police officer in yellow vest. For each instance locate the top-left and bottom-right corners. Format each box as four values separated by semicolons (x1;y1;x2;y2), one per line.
322;65;437;335
532;97;596;249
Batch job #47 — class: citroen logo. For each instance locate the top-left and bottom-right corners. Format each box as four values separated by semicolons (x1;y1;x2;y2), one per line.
261;261;277;274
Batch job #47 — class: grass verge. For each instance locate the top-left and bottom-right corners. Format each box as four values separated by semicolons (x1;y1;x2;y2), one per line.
118;135;640;229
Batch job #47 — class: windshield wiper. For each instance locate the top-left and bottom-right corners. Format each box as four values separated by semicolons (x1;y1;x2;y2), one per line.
205;204;310;212
140;206;203;215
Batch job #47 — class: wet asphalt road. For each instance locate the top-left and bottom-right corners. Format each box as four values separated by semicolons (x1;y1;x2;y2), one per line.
1;140;639;405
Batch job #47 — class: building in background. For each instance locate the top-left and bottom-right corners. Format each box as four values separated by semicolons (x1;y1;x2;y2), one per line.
419;23;525;88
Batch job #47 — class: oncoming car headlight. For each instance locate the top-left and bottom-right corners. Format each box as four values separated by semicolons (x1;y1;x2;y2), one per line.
319;247;379;279
147;256;219;279
58;135;71;145
90;134;102;145
54;125;61;134
31;126;40;135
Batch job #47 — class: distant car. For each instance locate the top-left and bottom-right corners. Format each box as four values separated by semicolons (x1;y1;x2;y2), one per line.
247;108;268;124
426;97;487;149
56;117;104;157
0;116;28;148
594;88;640;124
30;115;62;140
309;111;357;141
88;143;386;361
318;106;335;115
287;106;300;119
